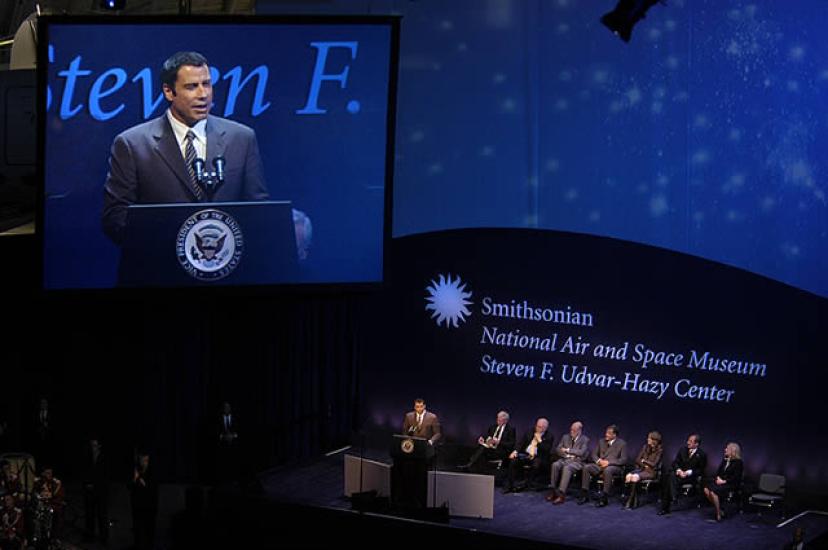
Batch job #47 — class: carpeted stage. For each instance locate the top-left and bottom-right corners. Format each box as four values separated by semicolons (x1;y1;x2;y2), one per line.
254;452;828;550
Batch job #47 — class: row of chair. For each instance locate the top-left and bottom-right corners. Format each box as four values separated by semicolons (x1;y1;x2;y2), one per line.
488;458;787;516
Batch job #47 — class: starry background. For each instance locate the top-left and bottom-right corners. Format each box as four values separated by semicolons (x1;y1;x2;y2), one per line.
260;0;828;297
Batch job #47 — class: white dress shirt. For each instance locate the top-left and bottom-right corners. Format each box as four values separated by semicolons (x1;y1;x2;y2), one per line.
167;109;207;161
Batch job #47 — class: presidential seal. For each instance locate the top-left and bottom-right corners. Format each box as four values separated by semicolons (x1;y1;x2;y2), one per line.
176;209;243;281
401;438;415;454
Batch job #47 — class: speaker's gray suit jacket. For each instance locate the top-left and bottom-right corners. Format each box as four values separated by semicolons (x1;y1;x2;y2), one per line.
102;113;269;244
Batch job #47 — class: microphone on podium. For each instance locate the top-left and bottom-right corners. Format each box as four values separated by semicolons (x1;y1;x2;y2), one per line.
214;156;225;183
190;157;226;200
193;158;205;183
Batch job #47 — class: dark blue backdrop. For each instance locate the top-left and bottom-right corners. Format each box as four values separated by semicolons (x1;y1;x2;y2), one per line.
42;21;391;288
260;0;828;298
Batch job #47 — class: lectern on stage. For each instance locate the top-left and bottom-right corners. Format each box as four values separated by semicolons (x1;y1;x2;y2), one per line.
118;201;298;286
390;434;434;509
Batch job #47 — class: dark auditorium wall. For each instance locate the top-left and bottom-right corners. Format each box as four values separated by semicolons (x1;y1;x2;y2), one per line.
1;235;363;481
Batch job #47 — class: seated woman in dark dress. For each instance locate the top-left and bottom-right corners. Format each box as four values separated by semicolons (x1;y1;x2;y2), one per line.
703;442;743;521
623;431;663;509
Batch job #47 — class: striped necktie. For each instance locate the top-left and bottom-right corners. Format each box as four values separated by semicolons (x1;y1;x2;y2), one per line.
185;130;203;200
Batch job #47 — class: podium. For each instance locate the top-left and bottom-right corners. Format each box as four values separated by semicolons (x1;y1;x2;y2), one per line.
390;434;434;509
118;200;297;286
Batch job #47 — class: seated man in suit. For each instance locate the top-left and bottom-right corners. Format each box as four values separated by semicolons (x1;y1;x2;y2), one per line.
101;51;311;257
546;421;590;504
658;433;707;515
579;424;627;506
460;410;516;475
503;417;553;493
401;398;441;446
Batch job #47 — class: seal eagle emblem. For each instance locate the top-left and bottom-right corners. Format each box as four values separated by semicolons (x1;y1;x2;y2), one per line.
176;209;244;281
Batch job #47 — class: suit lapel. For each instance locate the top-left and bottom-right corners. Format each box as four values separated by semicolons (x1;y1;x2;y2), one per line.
206;116;227;168
152;115;199;200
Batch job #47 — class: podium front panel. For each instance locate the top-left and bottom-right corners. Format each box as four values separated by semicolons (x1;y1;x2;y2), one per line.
344;455;391;497
119;200;297;287
427;471;494;519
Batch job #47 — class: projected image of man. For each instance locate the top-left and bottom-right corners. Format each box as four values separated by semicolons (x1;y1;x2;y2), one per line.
102;52;271;245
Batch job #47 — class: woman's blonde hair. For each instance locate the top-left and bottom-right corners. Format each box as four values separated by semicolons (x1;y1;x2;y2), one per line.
726;442;742;459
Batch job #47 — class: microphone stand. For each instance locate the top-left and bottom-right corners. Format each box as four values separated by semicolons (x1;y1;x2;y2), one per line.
193;157;226;202
431;441;438;510
358;431;365;499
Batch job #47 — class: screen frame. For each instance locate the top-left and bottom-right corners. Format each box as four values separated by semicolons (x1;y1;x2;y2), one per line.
36;14;400;296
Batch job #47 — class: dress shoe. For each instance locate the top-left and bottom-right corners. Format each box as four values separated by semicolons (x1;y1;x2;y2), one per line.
657;508;670;516
545;490;558;502
594;497;608;508
577;494;588;505
553;495;565;505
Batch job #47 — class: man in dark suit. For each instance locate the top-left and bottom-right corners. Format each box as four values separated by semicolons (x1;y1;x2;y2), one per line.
460;411;517;475
130;451;158;550
82;438;109;544
102;51;270;246
32;397;57;471
547;421;590;504
579;424;628;506
504;417;553;493
216;401;240;484
658;433;707;515
401;398;441;446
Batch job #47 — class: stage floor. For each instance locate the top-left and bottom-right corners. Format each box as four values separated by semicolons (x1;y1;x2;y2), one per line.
258;452;828;550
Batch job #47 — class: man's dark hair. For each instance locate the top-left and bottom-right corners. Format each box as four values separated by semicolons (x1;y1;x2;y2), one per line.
690;433;701;445
414;398;425;405
161;51;209;92
607;424;619;436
